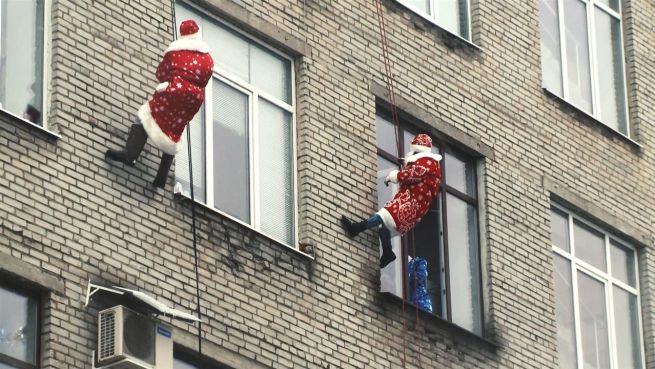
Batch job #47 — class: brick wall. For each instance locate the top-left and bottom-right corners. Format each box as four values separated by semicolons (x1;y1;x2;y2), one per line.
1;0;654;368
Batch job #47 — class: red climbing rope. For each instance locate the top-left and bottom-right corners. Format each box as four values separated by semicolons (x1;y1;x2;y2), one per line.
373;1;426;367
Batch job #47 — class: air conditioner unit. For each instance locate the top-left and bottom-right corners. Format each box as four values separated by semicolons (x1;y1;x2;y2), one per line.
96;305;173;369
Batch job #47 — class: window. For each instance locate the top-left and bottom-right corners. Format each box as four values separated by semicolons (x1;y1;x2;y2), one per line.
396;0;470;39
174;352;228;369
550;205;645;369
0;0;45;126
174;357;200;369
377;113;483;335
539;0;629;134
174;3;296;247
0;284;39;369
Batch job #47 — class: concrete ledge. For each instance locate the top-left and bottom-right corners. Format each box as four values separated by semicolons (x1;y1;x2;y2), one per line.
175;329;271;369
543;175;651;248
371;81;495;160
0;251;65;294
182;0;310;57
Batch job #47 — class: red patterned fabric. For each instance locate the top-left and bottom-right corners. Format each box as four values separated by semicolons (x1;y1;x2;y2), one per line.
148;50;213;144
378;152;442;235
139;32;214;154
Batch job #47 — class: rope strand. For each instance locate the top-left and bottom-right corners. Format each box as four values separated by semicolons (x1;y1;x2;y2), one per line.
170;0;203;354
373;1;407;368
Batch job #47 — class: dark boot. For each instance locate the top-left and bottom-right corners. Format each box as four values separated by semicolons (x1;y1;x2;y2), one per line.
341;215;368;238
106;122;147;166
153;153;174;188
379;226;396;268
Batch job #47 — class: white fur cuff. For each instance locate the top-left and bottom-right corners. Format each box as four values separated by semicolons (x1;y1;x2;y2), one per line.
138;103;178;155
155;82;169;92
388;170;399;183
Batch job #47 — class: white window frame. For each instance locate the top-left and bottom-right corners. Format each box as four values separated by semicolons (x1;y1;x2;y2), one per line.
0;0;51;131
545;0;630;135
395;0;472;41
176;6;298;248
551;204;645;369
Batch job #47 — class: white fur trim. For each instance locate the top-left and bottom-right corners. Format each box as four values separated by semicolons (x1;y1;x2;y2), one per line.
138;102;178;155
180;32;201;40
377;208;399;236
411;144;432;153
164;38;210;54
155;82;169;92
405;151;442;164
388;170;399;183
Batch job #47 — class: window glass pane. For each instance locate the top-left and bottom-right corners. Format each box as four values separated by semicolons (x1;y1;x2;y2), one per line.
577;272;611;369
594;8;627;133
610;241;636;287
377;156;398;209
573;220;606;271
446;194;481;334
176;109;206;203
378;155;403;296
0;287;38;364
376;114;398;155
174;358;200;369
0;0;44;125
410;201;442;315
553;254;577;369
404;0;430;14
613;287;643;369
204;21;250;82
539;0;563;95
550;208;570;252
258;99;293;245
598;0;620;12
437;0;469;39
250;45;291;104
564;0;593;112
444;151;475;197
212;79;250;222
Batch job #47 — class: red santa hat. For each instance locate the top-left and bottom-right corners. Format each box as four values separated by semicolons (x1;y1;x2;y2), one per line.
179;19;201;40
164;19;210;54
410;133;433;153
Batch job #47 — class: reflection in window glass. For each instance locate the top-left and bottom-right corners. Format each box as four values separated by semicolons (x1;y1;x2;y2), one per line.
0;0;44;125
613;287;642;369
444;151;475;196
564;0;592;112
550;208;570;252
573;221;606;271
610;241;636;287
539;0;562;94
578;272;611;369
594;8;627;132
553;254;577;369
447;194;481;334
0;286;38;366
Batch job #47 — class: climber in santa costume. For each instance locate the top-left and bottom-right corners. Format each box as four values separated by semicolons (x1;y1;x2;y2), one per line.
341;133;442;268
106;19;214;187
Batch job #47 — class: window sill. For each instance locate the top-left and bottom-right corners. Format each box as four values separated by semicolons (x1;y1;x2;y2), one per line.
392;0;481;52
0;108;60;140
173;192;315;262
543;88;641;152
380;292;498;352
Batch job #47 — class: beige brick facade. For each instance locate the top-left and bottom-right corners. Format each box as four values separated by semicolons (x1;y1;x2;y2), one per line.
1;0;654;368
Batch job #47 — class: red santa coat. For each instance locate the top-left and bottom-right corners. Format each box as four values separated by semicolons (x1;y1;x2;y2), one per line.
377;152;442;235
138;38;214;154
